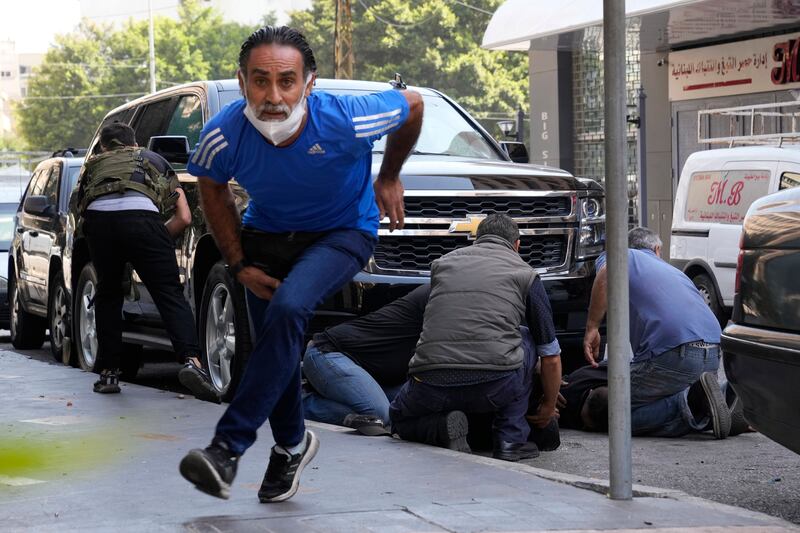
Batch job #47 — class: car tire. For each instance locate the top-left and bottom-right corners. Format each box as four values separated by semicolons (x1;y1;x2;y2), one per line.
48;273;72;364
692;273;727;327
73;262;100;372
10;274;46;350
199;262;252;402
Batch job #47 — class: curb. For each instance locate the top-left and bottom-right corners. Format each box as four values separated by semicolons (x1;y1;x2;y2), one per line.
306;425;799;531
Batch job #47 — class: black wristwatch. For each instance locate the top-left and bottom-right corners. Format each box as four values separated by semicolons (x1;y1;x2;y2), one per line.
226;259;250;278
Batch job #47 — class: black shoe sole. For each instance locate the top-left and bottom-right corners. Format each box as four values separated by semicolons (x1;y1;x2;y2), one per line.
178;367;221;404
259;431;320;503
442;411;471;453
179;449;231;500
93;384;120;394
700;373;731;439
493;445;540;462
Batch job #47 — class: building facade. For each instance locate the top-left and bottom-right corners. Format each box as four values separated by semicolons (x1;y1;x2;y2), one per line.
484;0;800;256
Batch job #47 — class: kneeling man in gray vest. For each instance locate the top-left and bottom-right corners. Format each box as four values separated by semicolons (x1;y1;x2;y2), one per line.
389;214;562;462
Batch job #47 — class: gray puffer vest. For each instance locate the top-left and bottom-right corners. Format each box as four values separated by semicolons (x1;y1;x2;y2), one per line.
409;234;537;373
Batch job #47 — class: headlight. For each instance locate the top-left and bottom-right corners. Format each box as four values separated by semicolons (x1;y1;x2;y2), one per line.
577;196;605;259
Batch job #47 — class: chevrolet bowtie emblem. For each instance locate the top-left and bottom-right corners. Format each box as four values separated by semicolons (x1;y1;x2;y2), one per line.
448;214;487;239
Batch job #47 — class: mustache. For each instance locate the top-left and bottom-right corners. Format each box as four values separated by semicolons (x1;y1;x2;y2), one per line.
255;103;291;116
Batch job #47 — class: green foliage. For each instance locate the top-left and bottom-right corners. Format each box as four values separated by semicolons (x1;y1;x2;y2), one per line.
289;0;527;115
16;0;265;151
0;133;27;152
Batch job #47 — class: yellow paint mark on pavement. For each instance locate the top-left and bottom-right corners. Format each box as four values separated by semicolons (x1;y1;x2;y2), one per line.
20;416;85;426
0;474;45;486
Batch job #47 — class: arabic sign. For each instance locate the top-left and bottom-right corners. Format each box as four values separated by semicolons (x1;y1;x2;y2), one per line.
669;32;800;101
685;170;771;224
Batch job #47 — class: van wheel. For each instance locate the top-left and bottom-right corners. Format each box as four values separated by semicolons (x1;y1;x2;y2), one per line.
10;274;46;350
692;273;727;327
74;263;99;371
48;274;72;364
199;262;251;402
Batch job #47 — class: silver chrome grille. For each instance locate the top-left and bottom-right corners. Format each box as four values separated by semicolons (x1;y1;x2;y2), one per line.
403;196;571;218
373;234;567;272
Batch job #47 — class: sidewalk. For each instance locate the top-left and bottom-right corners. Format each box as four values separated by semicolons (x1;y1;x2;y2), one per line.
0;349;796;533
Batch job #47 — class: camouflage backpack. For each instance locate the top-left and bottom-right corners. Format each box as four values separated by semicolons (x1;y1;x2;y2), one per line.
76;146;179;215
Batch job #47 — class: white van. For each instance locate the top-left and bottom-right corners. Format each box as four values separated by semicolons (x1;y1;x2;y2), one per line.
670;146;800;324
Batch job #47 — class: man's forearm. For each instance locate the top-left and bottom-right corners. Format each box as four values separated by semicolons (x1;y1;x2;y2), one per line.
539;356;562;408
586;267;608;329
198;178;243;265
378;92;423;180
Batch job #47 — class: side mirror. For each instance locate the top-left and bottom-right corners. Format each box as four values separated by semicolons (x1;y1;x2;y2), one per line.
23;195;54;216
148;136;191;164
500;141;529;164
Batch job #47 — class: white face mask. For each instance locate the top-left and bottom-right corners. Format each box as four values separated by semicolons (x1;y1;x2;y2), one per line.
243;74;312;146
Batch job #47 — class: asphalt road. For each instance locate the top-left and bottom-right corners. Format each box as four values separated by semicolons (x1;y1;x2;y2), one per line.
6;335;799;525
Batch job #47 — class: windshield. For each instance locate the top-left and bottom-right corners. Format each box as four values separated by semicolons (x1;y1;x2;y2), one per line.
218;89;502;160
67;165;82;191
0;203;17;250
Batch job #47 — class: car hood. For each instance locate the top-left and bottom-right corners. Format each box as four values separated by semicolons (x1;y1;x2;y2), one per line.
372;156;602;192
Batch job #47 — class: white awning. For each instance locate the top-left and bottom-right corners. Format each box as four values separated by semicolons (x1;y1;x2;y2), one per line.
481;0;706;51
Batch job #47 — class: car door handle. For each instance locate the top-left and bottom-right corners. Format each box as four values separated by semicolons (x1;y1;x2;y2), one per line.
29;231;39;237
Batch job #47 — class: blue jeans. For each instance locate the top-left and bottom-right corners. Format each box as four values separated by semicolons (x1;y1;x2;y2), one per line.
629;344;720;437
302;345;403;425
214;229;376;455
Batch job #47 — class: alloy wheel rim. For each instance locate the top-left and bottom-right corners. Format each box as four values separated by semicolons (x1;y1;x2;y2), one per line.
205;283;235;392
79;280;97;368
10;283;20;339
51;285;67;350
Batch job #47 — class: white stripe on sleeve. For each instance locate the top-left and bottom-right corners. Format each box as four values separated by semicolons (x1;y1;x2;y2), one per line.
204;141;229;169
191;127;221;164
352;108;401;123
198;135;226;168
354;118;401;138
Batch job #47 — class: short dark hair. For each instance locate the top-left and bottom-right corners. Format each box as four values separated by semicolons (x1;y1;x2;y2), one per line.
582;387;609;432
476;213;520;245
99;122;135;149
238;25;317;77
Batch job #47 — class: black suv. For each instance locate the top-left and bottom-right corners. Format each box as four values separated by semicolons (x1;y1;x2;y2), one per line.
9;152;84;360
62;79;605;401
722;185;800;455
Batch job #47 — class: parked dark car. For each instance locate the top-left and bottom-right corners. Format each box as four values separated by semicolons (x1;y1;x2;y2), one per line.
0;201;18;329
722;184;800;455
61;79;605;401
8;153;84;360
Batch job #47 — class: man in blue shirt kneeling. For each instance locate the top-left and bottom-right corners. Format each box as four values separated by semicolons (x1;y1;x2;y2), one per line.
583;227;730;438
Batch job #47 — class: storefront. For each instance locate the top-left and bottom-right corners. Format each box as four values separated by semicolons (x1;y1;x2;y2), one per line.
482;0;800;254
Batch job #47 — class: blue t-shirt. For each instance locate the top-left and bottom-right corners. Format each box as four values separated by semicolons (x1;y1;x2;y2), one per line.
187;90;409;234
596;249;721;361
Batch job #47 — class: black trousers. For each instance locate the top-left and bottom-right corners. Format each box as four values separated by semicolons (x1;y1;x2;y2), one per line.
83;210;200;371
390;343;537;446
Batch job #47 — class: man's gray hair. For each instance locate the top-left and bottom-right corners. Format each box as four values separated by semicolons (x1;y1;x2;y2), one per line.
476;213;520;245
628;227;662;252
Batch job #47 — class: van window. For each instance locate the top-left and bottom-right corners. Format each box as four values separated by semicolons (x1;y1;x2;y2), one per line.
684;170;771;225
779;171;800;190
